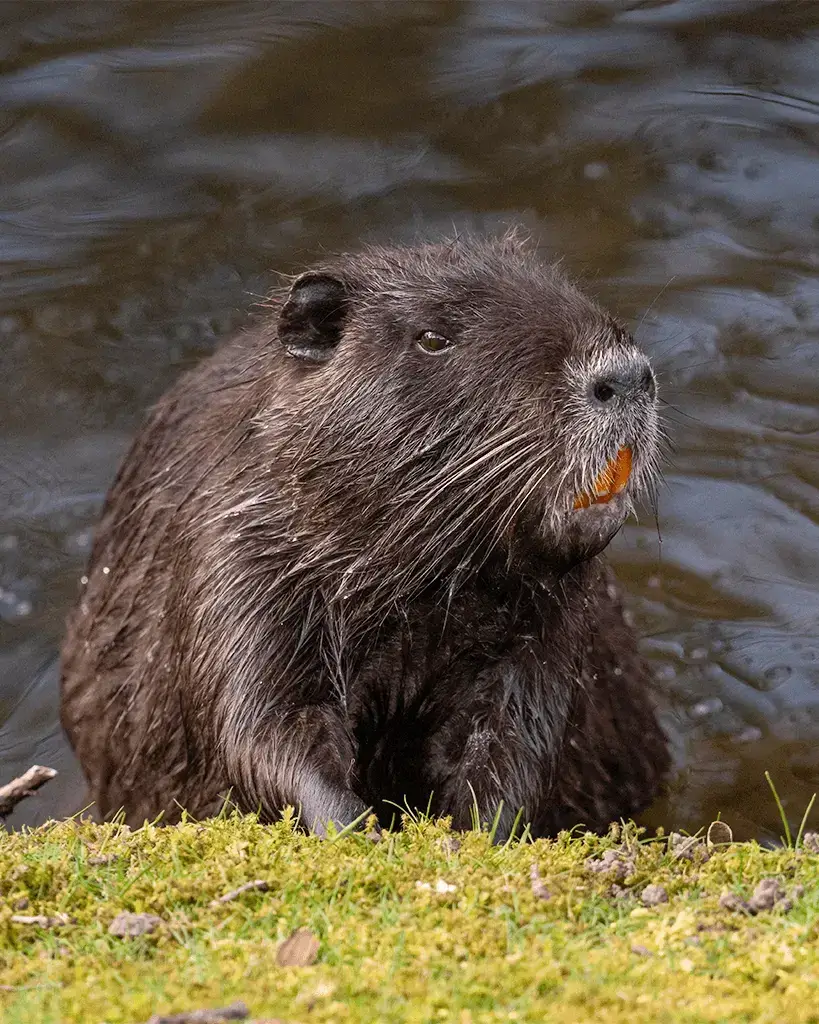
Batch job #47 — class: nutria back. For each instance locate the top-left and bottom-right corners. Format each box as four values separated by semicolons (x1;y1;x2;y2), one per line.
60;233;669;838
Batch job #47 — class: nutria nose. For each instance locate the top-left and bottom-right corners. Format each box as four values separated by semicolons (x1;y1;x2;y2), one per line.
591;361;655;406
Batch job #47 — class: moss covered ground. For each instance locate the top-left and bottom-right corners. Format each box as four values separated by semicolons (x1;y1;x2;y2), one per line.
1;811;818;1024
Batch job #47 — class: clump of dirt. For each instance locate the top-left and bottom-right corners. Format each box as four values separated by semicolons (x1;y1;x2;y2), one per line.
719;877;801;915
641;884;668;907
668;833;710;863
801;832;819;853
609;884;632;900
585;846;637;881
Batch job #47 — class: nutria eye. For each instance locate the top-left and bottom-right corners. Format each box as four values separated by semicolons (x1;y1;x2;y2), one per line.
593;381;615;403
416;330;453;354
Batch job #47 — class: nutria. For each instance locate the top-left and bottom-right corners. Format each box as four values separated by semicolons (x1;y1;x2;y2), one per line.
60;233;670;840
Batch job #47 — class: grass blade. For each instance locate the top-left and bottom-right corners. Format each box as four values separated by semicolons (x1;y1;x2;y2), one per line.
795;792;817;850
765;771;793;848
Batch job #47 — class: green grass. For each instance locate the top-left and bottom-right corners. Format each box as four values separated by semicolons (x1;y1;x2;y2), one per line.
1;812;819;1024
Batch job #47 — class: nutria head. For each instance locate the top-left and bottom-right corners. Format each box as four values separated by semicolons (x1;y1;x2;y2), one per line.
267;234;661;608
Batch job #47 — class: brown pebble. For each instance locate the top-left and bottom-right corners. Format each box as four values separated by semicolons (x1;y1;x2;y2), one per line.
641;884;668;907
276;928;320;967
439;837;461;854
631;944;652;957
12;897;29;911
109;911;162;937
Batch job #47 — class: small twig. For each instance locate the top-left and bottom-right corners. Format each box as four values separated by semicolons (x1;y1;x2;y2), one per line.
0;765;57;817
0;983;62;992
209;880;269;907
88;853;118;866
10;913;73;928
144;1002;249;1024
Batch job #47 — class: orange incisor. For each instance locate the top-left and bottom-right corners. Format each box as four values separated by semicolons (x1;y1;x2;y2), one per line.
573;447;632;509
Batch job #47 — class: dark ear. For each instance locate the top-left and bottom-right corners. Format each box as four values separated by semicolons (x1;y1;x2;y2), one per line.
278;273;348;362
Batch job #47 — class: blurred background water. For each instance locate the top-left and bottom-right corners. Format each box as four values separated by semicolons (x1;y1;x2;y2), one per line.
1;0;817;842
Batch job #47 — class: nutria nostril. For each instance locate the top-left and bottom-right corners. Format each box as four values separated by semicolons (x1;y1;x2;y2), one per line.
641;365;657;397
590;360;656;406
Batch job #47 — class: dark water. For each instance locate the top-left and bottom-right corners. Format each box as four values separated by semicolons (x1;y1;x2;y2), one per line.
1;0;817;842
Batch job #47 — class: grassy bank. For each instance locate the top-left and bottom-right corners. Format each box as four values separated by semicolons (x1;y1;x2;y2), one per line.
1;812;818;1024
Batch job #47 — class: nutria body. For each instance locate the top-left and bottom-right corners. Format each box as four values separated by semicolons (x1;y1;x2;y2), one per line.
60;234;670;839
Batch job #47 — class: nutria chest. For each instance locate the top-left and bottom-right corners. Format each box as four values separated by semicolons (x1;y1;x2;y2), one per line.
332;567;594;830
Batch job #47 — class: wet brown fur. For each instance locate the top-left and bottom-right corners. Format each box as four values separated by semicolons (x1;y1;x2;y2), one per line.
60;234;670;838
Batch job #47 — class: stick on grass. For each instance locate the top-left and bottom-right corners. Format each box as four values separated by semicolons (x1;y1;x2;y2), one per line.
0;765;57;817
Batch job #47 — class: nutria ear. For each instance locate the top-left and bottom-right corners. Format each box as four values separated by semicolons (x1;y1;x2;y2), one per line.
278;273;348;361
